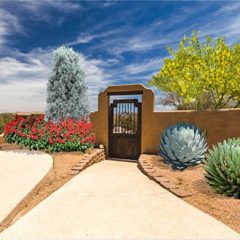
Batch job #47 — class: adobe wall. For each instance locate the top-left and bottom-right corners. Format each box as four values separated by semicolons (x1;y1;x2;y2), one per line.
145;109;240;153
90;84;240;155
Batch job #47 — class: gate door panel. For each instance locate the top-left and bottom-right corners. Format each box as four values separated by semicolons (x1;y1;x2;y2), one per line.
109;99;141;159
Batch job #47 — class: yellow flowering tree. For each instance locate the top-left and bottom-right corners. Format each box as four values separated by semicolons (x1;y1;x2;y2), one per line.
149;31;240;110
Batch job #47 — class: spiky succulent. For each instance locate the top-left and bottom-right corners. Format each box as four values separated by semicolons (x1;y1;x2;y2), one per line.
160;122;208;170
204;138;240;198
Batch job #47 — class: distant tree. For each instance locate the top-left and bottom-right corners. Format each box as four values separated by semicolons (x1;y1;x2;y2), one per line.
45;46;89;122
149;31;240;110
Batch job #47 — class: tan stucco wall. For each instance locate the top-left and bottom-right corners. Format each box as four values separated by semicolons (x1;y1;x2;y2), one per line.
90;84;240;156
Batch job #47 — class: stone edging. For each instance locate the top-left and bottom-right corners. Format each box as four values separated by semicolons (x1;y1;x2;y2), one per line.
68;148;106;175
138;154;192;198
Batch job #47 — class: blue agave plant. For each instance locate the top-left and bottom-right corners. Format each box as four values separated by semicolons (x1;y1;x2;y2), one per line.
160;122;208;170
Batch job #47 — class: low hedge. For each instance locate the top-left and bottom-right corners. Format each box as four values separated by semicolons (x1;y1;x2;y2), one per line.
4;115;96;152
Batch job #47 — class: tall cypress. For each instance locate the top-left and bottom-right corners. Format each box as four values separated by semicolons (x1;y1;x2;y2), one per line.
45;46;89;122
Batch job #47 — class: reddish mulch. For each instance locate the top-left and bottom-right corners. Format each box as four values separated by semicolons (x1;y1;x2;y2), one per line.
0;137;5;144
150;155;240;234
0;143;93;233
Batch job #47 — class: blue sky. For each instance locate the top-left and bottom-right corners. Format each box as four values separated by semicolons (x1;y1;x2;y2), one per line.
0;0;240;112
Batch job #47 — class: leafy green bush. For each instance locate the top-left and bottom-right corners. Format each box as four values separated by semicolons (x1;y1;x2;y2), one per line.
4;115;95;152
160;122;208;170
204;138;240;198
0;113;15;134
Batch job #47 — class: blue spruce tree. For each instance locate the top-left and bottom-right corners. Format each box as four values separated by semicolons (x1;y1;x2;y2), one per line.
45;46;89;122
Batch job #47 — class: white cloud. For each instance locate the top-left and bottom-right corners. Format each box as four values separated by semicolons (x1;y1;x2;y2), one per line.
0;58;48;84
0;48;111;113
101;1;117;8
17;0;81;13
66;35;95;45
71;2;239;59
0;9;23;47
125;57;164;75
0;49;50;113
0;0;82;26
77;54;111;111
0;80;47;113
215;2;240;15
43;1;81;11
197;13;240;45
66;28;126;46
104;58;120;66
1;1;240;114
79;3;212;57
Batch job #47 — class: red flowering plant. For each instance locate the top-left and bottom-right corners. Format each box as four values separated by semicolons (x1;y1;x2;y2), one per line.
4;114;96;152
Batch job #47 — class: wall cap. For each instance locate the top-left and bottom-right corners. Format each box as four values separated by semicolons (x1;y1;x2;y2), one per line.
101;84;154;95
153;108;240;113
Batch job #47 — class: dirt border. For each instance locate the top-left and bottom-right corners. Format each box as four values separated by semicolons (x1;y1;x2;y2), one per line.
138;154;192;198
0;137;4;144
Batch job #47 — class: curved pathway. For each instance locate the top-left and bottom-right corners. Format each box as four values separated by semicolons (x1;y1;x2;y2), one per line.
0;150;52;223
0;160;239;240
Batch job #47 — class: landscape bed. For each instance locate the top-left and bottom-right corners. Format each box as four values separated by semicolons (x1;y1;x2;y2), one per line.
139;154;240;234
0;114;15;134
1;115;240;234
0;137;4;144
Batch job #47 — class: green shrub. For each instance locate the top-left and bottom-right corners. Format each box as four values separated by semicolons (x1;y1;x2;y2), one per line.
0;113;15;134
204;138;240;198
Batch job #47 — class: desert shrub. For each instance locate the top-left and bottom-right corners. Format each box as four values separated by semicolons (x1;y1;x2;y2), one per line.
4;115;95;152
159;122;208;170
204;138;240;198
0;113;15;134
149;31;240;110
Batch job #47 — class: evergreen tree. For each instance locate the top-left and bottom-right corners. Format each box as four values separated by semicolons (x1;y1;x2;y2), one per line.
45;46;89;122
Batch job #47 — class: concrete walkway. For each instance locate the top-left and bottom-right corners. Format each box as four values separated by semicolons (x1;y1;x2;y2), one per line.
0;160;239;240
0;150;52;222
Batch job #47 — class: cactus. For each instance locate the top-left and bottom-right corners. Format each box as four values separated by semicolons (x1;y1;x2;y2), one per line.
204;138;240;198
160;122;208;170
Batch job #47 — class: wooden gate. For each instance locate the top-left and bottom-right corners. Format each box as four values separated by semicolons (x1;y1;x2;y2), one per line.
109;99;141;160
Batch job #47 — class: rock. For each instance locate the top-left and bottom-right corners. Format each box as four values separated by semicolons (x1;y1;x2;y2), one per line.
171;188;192;198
